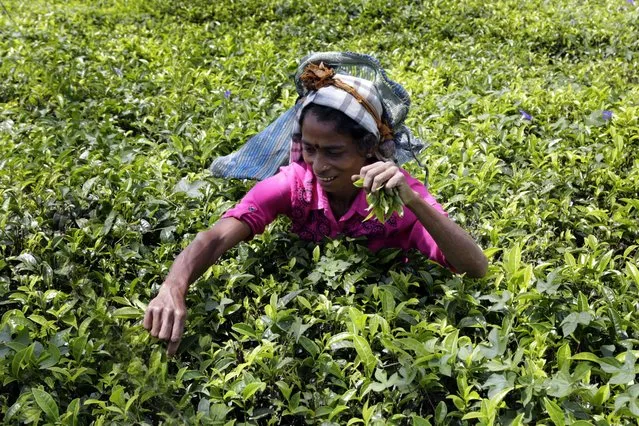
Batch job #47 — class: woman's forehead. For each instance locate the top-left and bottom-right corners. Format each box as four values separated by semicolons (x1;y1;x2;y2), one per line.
300;139;347;150
301;113;354;146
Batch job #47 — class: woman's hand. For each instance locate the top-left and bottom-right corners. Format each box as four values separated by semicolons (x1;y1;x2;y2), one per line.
143;284;187;356
354;161;419;205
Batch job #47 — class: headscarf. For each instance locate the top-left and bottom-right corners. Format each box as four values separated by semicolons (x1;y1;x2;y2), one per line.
290;62;397;162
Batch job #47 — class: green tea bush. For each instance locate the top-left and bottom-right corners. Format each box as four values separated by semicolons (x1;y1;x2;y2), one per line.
1;0;638;424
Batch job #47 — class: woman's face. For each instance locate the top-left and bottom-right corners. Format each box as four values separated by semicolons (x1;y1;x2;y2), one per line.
301;112;369;201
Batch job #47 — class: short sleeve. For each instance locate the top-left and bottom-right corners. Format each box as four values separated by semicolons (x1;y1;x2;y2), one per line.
407;221;451;268
404;174;452;268
222;170;292;236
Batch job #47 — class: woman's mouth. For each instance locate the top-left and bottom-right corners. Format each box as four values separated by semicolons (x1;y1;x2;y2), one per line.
317;176;337;183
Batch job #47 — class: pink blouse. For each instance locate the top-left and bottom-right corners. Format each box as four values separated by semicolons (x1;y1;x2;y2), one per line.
222;162;450;267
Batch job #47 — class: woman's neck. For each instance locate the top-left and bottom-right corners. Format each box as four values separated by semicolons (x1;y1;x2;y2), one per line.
328;190;359;219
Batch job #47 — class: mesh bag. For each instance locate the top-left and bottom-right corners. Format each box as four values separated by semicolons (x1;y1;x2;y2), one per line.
210;51;424;180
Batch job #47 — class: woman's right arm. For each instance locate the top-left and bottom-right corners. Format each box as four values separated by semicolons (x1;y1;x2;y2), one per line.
143;218;251;355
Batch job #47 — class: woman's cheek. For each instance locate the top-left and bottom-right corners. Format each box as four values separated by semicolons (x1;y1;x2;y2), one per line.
302;152;314;165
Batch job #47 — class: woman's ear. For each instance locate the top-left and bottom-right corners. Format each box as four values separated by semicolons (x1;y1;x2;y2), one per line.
363;151;377;165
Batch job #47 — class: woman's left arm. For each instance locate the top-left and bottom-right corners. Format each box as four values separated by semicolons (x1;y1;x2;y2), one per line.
357;161;488;278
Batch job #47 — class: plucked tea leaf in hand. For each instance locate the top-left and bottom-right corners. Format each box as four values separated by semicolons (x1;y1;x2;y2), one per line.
353;178;404;223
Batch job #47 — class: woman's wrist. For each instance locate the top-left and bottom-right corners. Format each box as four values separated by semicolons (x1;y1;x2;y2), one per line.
162;276;189;297
403;188;425;211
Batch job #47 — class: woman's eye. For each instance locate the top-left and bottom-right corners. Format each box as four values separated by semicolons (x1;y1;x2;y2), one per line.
302;145;315;153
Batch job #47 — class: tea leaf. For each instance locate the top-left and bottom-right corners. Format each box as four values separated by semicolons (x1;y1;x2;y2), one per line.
112;307;143;319
242;382;266;400
353;335;377;377
32;388;59;421
543;398;565;426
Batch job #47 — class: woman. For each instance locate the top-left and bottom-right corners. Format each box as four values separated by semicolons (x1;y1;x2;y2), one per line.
144;54;488;355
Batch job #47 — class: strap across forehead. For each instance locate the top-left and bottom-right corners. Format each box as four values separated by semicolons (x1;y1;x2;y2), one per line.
299;62;394;142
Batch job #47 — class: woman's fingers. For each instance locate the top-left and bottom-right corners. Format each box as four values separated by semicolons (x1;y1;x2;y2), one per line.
359;161;416;204
359;162;386;189
385;173;404;190
146;304;174;338
361;162;391;191
158;309;173;340
171;309;186;343
167;339;181;357
359;161;384;174
143;308;153;330
385;171;418;205
360;162;402;193
150;307;163;337
371;167;398;192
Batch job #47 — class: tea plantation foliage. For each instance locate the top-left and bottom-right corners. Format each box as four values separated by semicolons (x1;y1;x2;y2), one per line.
1;0;639;424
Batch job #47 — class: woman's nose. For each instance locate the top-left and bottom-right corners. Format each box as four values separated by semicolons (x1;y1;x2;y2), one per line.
314;156;329;172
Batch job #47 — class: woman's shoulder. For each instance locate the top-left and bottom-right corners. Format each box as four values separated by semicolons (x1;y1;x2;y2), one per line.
262;162;313;203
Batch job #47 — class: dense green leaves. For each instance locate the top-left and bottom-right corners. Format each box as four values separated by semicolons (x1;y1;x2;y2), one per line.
1;0;639;424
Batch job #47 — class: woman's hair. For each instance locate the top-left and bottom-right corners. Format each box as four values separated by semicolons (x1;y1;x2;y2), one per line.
295;103;378;156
